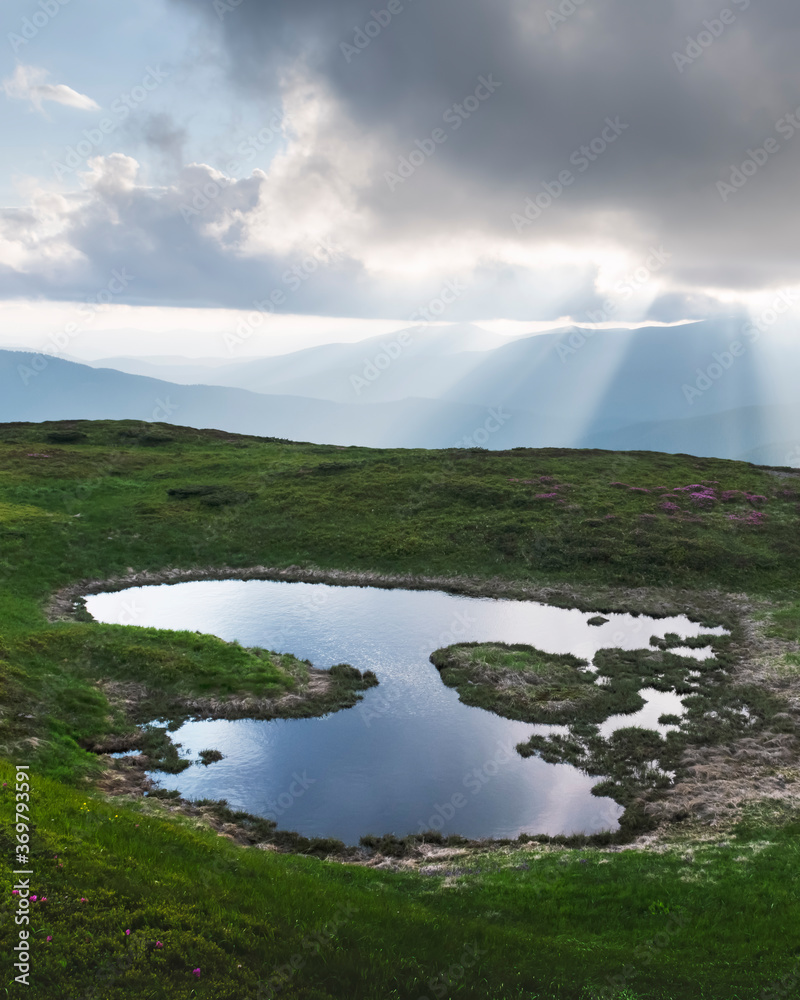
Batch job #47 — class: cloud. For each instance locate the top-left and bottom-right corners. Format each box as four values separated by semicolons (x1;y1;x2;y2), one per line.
0;151;709;322
4;0;800;320
165;0;800;297
127;112;188;171
3;65;100;114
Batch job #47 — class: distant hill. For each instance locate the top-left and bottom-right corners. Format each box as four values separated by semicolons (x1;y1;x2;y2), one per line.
88;323;508;403
582;406;800;466
86;319;798;427
0;350;521;449
2;320;798;463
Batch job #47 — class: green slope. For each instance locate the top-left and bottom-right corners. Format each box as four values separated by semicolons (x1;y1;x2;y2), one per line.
0;419;798;1000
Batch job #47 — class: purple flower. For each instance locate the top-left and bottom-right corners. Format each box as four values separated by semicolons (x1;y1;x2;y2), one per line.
125;929;131;936
192;968;201;978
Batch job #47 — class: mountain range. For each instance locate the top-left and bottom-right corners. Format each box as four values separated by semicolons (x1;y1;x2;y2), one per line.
1;320;797;464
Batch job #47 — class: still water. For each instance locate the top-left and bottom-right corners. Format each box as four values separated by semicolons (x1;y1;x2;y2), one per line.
86;580;724;845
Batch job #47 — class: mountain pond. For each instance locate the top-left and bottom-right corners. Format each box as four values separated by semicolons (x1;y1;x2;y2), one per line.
85;579;727;845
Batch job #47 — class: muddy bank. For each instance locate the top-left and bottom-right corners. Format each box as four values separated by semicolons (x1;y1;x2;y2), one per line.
48;562;737;627
87;661;378;733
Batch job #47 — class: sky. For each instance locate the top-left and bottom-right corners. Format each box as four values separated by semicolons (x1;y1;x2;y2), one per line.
2;0;800;358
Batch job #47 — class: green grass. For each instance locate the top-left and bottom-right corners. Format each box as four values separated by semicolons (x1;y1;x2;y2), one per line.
2;764;800;1000
430;642;603;722
431;635;790;842
0;419;798;998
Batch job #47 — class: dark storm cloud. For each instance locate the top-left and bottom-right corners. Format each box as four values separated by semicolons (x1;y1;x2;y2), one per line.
4;0;800;318
174;0;800;294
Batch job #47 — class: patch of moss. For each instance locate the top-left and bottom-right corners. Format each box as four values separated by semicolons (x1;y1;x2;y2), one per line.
430;642;605;724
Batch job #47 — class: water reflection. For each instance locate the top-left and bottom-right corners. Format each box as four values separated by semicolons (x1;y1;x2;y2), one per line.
86;580;725;844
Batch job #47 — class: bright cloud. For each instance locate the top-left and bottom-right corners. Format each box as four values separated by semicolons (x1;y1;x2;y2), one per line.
3;65;100;114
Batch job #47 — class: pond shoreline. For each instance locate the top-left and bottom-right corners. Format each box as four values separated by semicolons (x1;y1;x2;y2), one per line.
96;753;625;869
47;565;800;857
48;561;735;626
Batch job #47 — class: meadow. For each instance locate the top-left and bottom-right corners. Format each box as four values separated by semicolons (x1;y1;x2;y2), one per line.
0;419;798;999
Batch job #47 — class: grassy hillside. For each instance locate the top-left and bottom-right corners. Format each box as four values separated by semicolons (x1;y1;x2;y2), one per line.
0;419;798;999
